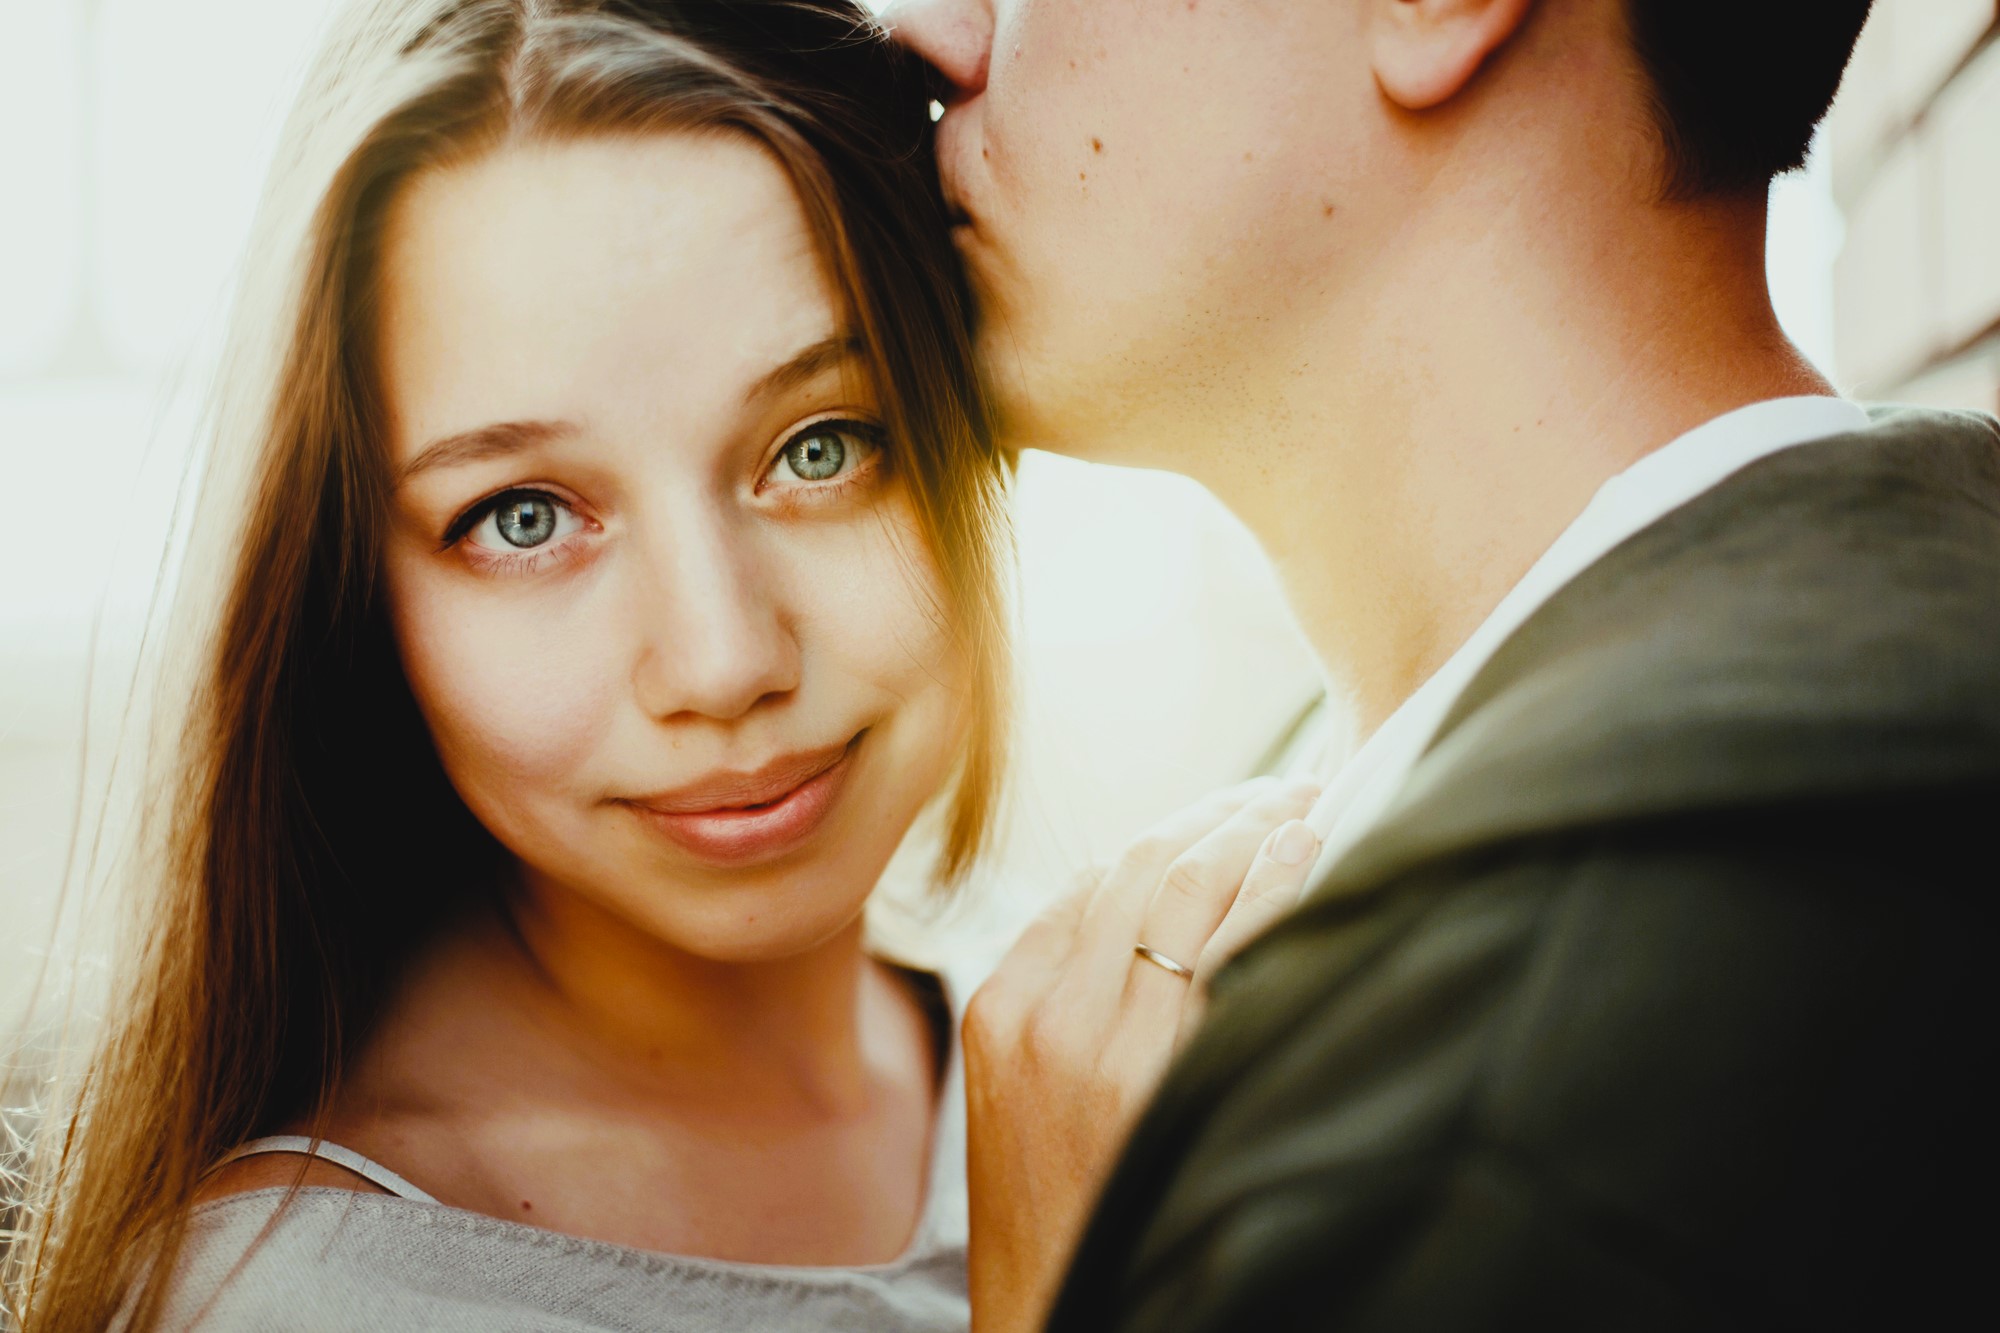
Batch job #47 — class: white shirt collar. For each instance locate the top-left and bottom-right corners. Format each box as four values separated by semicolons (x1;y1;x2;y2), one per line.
1301;395;1872;880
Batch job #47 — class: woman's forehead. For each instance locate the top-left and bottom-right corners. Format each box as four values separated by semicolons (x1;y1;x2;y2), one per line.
374;134;846;464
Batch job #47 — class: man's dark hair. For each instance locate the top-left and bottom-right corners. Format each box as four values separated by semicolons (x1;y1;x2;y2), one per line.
1626;0;1875;198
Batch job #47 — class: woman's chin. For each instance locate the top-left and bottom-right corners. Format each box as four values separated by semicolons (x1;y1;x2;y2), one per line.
560;851;882;964
651;892;875;965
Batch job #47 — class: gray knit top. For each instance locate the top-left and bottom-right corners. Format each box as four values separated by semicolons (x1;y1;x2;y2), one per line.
147;968;969;1332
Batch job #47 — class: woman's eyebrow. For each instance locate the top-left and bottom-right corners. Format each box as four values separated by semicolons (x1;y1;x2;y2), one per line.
398;419;576;484
395;338;857;484
743;334;862;405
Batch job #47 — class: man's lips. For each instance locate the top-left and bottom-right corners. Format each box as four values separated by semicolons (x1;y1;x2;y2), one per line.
617;735;863;866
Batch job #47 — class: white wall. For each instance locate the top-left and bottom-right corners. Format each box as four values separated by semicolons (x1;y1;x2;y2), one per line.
1828;0;2000;407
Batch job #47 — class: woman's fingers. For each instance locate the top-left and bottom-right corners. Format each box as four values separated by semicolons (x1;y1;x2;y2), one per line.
1121;781;1320;1030
1005;865;1100;982
1057;779;1281;1019
959;783;1323;1333
1173;818;1321;1042
974;862;1101;1038
1191;818;1322;994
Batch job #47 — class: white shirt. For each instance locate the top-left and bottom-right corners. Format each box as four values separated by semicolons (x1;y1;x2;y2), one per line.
1301;395;1874;882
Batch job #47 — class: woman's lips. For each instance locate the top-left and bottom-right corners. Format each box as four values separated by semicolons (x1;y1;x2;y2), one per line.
620;735;861;867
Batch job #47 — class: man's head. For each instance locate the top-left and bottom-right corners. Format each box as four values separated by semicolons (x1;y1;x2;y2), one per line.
889;0;1872;466
1629;0;1874;198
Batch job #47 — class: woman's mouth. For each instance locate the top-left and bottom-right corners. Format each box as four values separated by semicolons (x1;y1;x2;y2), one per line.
618;733;862;867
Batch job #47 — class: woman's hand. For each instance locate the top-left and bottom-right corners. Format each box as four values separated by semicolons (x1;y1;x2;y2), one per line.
963;777;1325;1333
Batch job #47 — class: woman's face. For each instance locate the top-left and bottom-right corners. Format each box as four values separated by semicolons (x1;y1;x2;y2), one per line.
376;134;966;962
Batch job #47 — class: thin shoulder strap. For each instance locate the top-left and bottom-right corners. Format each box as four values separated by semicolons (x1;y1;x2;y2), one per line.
211;1135;440;1204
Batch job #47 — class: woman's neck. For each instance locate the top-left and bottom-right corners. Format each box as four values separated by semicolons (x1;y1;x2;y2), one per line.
502;881;894;1110
352;879;917;1123
313;870;944;1261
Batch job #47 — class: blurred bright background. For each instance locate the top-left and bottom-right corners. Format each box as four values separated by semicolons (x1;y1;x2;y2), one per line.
3;0;1997;1031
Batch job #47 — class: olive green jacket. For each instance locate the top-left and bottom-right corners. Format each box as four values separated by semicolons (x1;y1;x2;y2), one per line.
1048;407;2000;1332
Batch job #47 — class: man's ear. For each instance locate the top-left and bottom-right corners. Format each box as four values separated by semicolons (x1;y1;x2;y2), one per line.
1369;0;1536;111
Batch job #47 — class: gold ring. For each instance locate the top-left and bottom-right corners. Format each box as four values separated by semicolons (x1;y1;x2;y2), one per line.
1133;943;1195;980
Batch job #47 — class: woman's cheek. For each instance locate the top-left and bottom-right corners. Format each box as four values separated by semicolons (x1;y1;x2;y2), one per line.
390;571;623;819
799;500;954;690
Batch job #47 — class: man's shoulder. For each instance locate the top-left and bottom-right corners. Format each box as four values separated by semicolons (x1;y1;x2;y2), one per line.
1327;404;2000;900
1068;789;1995;1331
1048;407;2000;1330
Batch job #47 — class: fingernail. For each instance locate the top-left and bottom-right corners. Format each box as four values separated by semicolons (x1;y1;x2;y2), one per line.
1269;820;1319;867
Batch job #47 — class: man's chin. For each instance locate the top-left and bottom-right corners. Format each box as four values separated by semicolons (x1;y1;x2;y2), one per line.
988;396;1135;464
976;338;1133;463
978;355;1074;458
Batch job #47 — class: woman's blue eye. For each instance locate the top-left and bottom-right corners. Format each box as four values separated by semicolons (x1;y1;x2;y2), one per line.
784;429;848;481
771;421;883;488
495;496;558;548
446;489;579;554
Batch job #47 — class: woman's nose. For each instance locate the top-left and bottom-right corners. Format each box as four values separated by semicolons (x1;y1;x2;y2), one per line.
628;517;801;724
881;0;992;103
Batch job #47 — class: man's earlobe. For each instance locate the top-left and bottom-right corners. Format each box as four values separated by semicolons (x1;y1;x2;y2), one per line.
1370;0;1536;111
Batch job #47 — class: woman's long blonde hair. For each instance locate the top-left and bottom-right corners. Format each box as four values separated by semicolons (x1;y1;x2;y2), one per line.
5;3;1008;1327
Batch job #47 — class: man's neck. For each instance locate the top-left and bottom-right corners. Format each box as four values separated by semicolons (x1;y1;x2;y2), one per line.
1190;191;1832;737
